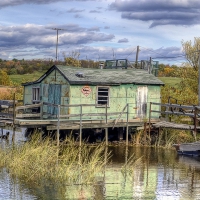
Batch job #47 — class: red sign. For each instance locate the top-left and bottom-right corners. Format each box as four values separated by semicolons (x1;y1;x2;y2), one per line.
81;86;92;97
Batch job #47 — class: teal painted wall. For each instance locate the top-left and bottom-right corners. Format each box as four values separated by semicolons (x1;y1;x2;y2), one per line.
23;68;161;120
69;84;161;120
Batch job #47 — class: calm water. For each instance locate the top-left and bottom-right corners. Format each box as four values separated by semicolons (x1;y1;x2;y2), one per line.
1;135;200;199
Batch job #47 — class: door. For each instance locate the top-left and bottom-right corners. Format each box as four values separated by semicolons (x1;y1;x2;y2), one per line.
137;86;148;118
48;84;61;115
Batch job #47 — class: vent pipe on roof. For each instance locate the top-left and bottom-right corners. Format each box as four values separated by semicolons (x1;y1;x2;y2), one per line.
75;72;84;78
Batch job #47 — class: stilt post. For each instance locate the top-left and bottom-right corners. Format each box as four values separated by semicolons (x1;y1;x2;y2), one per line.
57;105;60;147
105;128;108;146
148;102;152;137
12;93;16;142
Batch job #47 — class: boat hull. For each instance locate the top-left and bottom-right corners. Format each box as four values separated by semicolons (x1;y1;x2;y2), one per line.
174;142;200;156
177;150;200;156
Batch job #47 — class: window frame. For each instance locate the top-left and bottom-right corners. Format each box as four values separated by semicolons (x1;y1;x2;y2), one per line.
96;86;110;107
32;87;40;104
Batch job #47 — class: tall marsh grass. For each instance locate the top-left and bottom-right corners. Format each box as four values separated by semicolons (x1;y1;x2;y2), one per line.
0;134;108;185
130;128;195;148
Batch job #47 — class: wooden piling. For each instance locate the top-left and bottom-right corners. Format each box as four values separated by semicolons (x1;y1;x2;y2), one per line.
56;105;60;147
148;102;152;137
12;93;16;142
105;128;108;146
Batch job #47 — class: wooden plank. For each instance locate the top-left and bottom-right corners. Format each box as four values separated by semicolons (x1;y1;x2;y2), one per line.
137;125;150;130
58;112;125;118
151;110;194;117
1;105;9;109
151;102;195;110
16;103;42;110
16;113;41;118
17;119;52;125
152;121;200;130
0;112;13;117
43;102;97;107
42;112;126;119
46;121;145;130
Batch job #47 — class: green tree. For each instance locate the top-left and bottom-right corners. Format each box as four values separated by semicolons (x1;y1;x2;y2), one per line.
0;70;11;85
63;51;81;67
182;37;200;71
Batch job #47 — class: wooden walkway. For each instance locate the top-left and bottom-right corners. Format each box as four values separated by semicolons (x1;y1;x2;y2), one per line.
152;121;200;130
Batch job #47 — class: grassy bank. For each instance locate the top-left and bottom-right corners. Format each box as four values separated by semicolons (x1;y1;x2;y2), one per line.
130;128;196;148
0;135;108;185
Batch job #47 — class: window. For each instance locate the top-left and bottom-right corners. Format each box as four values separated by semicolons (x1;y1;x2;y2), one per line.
32;87;40;104
97;87;109;106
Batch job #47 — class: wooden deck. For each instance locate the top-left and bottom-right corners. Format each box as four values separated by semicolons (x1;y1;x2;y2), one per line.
0;100;199;131
152;121;200;130
0;100;200;145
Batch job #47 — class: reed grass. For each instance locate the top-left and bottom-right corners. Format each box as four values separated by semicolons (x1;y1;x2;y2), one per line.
0;134;108;185
121;153;143;176
130;128;193;149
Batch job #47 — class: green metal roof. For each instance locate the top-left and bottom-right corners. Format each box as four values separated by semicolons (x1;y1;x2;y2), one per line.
23;65;164;86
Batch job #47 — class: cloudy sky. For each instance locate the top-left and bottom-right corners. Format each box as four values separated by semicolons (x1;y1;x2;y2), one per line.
0;0;200;65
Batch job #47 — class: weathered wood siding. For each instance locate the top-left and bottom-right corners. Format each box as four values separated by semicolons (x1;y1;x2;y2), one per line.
41;69;70;115
23;83;40;105
24;69;70;115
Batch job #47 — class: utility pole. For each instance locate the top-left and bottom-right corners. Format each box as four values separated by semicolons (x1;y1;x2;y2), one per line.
198;51;200;105
112;49;115;59
135;45;139;68
51;28;64;61
149;57;152;74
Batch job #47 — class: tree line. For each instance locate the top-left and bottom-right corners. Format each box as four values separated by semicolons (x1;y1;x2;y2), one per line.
0;58;100;75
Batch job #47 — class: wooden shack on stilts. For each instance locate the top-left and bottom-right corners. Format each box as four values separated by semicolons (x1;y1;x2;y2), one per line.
0;60;165;145
18;62;163;145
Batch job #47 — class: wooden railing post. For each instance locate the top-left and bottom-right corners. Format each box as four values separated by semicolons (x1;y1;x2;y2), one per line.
79;105;82;146
40;101;43;119
194;106;197;141
105;103;108;124
126;103;129;146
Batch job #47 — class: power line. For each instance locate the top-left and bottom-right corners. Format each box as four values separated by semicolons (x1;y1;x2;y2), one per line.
152;55;186;59
125;47;137;59
139;46;185;59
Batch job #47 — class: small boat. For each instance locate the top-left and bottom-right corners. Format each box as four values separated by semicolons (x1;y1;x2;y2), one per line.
173;141;200;156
